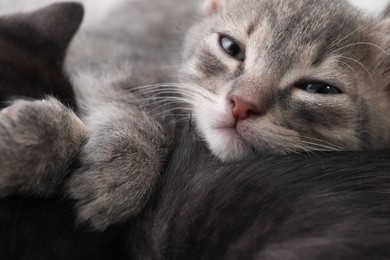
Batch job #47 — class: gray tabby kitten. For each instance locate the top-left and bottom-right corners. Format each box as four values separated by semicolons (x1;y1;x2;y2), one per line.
1;0;390;230
183;0;390;160
70;0;390;229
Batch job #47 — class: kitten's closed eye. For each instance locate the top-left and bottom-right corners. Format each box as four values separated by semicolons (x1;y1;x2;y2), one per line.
219;35;245;61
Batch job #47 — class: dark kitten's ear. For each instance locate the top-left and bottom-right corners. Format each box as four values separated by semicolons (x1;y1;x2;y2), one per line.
0;2;84;66
202;0;227;15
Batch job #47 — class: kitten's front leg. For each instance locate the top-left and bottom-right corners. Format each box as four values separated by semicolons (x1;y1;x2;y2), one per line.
68;104;168;230
0;98;88;197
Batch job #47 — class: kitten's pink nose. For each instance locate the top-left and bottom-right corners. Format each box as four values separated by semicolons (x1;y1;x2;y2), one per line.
230;96;260;121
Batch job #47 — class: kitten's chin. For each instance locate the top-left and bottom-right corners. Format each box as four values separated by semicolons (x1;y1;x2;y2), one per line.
205;128;251;161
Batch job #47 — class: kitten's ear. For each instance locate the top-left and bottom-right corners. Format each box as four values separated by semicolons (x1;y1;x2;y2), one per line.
0;2;84;65
373;18;390;89
380;4;390;19
377;18;390;48
202;0;228;15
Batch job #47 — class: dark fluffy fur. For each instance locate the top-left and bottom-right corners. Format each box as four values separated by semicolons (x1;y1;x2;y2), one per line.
0;3;88;197
0;197;126;260
0;4;126;259
2;128;390;259
0;2;82;109
126;129;390;260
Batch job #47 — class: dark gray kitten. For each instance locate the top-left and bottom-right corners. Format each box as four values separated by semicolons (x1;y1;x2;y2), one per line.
3;128;390;260
0;5;126;259
0;3;87;196
127;128;390;260
1;0;390;231
0;2;79;109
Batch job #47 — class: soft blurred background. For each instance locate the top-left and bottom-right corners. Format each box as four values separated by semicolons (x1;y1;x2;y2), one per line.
0;0;389;27
351;0;390;14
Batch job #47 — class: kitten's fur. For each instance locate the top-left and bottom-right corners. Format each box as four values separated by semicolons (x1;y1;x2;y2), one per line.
61;0;197;228
0;197;126;260
0;5;126;260
127;128;390;260
68;0;390;229
0;2;81;109
1;0;390;231
3;128;390;259
1;4;390;257
181;0;390;160
0;3;88;196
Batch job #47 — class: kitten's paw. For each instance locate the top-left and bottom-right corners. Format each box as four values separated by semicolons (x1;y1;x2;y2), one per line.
0;98;88;196
68;154;159;230
67;111;163;230
69;166;155;230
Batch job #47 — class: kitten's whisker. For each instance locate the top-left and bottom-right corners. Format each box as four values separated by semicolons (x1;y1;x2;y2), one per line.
330;42;388;56
272;132;343;152
338;60;359;81
299;140;342;152
156;89;210;100
146;100;194;111
160;96;199;106
302;136;344;149
140;100;177;112
130;83;200;93
128;96;172;104
131;84;174;92
327;26;363;50
153;108;193;115
151;108;193;118
128;96;195;107
149;103;194;115
338;55;375;89
290;144;312;154
131;90;206;105
179;85;216;101
131;85;181;94
133;84;214;102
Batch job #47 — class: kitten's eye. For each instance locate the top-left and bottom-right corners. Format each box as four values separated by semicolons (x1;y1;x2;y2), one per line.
220;35;245;61
296;82;342;95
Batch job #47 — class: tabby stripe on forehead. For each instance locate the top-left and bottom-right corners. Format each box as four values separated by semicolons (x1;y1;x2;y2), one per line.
196;48;227;76
247;23;256;37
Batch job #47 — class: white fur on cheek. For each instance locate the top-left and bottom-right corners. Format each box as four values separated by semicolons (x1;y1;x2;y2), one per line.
193;89;250;161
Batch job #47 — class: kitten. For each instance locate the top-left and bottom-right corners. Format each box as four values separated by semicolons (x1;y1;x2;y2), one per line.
0;5;126;260
180;0;390;160
0;3;87;196
1;0;390;231
3;128;390;259
127;128;390;260
67;0;390;229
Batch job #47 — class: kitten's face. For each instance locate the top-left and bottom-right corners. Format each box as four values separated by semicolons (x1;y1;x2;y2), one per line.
180;0;390;160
